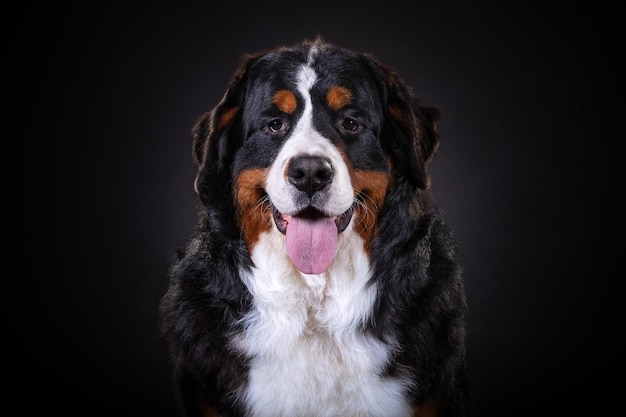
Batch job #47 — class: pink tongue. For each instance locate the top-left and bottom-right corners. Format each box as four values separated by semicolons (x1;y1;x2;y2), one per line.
285;216;338;274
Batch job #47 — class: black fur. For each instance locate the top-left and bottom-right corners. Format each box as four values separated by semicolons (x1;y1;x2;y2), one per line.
160;38;470;417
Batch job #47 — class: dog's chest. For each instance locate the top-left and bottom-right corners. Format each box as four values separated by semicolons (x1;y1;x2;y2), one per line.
235;232;412;417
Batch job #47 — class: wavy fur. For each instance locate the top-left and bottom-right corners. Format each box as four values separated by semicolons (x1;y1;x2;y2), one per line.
160;38;470;417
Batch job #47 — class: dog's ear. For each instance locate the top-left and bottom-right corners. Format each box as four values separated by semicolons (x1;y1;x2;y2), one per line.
366;55;440;190
192;54;261;201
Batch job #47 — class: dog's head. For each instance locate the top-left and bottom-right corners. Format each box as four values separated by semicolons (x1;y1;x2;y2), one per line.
192;38;439;274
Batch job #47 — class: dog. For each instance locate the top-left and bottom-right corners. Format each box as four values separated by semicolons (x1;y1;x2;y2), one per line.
160;38;470;417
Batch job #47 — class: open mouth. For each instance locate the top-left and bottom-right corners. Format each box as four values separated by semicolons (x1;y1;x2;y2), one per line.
271;204;354;274
272;205;354;235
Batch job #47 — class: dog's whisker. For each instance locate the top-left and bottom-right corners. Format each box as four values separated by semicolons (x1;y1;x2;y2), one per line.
360;192;380;213
255;194;274;227
352;190;378;229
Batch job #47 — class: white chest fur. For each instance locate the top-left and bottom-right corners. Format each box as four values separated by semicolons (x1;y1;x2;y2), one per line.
237;229;412;417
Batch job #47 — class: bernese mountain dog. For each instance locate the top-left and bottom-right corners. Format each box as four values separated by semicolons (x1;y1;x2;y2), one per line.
160;38;470;417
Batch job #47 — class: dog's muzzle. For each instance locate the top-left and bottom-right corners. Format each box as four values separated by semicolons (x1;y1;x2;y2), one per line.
271;155;354;274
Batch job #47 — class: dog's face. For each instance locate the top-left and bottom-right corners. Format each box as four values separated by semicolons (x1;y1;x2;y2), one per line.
192;39;440;274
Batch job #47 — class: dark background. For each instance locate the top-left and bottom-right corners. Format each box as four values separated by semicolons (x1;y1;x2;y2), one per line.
18;1;618;415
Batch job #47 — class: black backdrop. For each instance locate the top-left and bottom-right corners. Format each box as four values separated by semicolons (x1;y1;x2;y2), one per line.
20;1;618;415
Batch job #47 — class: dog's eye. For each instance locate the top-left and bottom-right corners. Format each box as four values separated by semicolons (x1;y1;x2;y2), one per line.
341;118;359;132
268;119;285;132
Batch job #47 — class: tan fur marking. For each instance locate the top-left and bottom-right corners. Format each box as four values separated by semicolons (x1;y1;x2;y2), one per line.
351;169;389;248
387;104;406;125
411;401;438;417
326;86;352;110
218;107;239;129
236;169;272;248
336;146;390;250
199;401;224;417
272;90;298;114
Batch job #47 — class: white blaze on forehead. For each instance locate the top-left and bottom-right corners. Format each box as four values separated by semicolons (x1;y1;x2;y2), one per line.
306;41;320;65
298;64;317;92
266;65;354;216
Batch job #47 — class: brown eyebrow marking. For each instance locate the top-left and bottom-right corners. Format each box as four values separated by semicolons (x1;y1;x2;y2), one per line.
327;86;352;110
272;90;298;114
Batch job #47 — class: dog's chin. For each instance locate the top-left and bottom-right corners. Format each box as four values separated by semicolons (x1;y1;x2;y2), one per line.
271;204;354;235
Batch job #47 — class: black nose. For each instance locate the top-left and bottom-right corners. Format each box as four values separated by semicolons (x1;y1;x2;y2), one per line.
288;156;334;197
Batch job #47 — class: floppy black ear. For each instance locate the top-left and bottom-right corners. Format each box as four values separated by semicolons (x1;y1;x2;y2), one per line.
366;55;440;190
192;54;261;203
